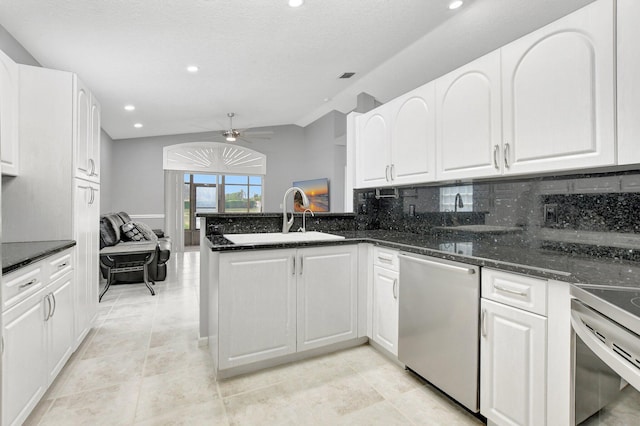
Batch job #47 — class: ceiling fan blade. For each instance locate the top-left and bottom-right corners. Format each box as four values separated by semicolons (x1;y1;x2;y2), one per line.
243;130;274;137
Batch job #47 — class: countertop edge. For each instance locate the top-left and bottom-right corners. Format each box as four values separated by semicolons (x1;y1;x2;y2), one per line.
2;240;77;275
206;235;577;283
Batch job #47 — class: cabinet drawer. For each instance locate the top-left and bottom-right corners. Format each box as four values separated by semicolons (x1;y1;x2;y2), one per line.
2;262;45;311
373;246;399;271
46;248;74;282
481;268;547;316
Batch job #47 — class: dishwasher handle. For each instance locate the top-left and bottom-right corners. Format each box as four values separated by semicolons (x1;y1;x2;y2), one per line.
399;254;476;275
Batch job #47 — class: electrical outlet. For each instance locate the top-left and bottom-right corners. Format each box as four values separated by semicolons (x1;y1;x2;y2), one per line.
544;203;558;225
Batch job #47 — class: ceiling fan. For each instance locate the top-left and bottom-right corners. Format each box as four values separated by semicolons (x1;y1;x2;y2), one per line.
220;112;273;143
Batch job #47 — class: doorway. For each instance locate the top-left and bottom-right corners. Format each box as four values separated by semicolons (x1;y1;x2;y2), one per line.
184;173;218;246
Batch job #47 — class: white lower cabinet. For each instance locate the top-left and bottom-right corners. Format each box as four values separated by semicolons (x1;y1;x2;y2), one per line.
371;245;400;356
219;249;297;369
218;245;358;370
480;269;548;426
372;266;398;355
297;245;358;351
480;299;547;426
2;250;76;426
46;276;76;383
2;289;48;426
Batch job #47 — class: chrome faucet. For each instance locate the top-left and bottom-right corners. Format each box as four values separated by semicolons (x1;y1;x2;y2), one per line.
300;209;315;233
282;187;310;233
454;193;464;212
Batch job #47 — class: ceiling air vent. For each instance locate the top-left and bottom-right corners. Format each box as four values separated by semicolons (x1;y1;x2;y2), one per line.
339;72;356;79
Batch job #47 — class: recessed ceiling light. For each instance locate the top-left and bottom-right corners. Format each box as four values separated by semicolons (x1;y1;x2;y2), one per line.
187;65;199;73
124;105;135;111
134;123;143;128
449;0;463;10
288;0;303;7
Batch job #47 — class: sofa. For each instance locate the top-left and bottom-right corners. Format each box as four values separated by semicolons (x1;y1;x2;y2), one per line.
99;212;172;283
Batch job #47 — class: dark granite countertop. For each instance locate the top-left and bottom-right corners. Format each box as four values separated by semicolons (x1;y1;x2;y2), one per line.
206;230;640;288
2;240;76;275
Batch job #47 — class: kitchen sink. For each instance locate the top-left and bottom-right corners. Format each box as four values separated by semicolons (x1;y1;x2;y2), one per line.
224;231;345;245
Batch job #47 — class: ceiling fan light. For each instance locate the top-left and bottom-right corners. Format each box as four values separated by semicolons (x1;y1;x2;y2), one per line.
289;0;304;7
449;0;463;10
226;135;237;142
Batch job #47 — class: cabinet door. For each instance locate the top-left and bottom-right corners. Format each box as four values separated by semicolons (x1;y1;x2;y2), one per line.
73;77;92;180
501;0;615;175
436;50;502;180
480;299;547;426
372;265;399;355
219;249;297;369
617;0;640;165
389;82;436;185
2;292;48;426
355;105;391;188
0;49;19;176
47;276;75;384
88;94;101;182
74;181;99;347
297;245;358;352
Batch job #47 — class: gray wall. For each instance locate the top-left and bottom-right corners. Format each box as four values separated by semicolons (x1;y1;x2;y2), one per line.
0;25;39;66
100;130;115;213
109;111;347;220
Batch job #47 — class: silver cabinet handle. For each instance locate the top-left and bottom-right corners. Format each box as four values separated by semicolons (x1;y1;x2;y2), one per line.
299;257;303;275
88;187;96;205
377;256;393;264
19;278;37;289
88;158;97;176
493;284;528;297
481;309;487;337
493;145;500;169
292;256;296;276
51;293;57;318
390;164;395;181
385;165;390;182
44;294;52;321
504;143;510;169
392;279;398;300
57;262;68;269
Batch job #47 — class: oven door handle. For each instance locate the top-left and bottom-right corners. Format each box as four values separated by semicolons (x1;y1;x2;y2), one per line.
571;303;640;392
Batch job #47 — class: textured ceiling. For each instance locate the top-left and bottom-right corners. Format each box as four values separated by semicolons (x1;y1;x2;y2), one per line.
0;0;595;140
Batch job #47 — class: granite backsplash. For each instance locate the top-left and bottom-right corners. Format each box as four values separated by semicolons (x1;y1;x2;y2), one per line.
354;170;640;261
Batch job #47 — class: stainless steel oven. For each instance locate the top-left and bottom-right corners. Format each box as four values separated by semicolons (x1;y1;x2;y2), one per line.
570;286;640;425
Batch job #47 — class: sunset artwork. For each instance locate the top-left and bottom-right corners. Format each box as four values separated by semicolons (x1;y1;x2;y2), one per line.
293;178;330;212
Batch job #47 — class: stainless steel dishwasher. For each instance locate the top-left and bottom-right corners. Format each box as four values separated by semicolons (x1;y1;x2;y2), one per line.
398;252;480;413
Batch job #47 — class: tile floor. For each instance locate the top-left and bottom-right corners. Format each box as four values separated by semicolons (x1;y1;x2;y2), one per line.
25;251;484;425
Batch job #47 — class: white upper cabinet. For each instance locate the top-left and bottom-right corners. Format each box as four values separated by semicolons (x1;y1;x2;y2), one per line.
389;82;436;185
436;50;502;180
501;0;615;174
355;82;436;188
437;0;614;181
617;0;640;165
0;49;20;176
73;76;100;183
356;105;391;188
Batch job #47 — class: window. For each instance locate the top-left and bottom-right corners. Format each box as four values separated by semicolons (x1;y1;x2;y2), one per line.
223;175;263;213
439;184;473;212
183;173;263;232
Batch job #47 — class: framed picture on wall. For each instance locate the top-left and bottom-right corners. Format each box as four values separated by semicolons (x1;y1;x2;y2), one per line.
293;178;330;212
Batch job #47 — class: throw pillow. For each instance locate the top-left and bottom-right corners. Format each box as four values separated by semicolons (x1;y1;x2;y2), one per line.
121;221;158;242
121;221;145;241
136;221;159;242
